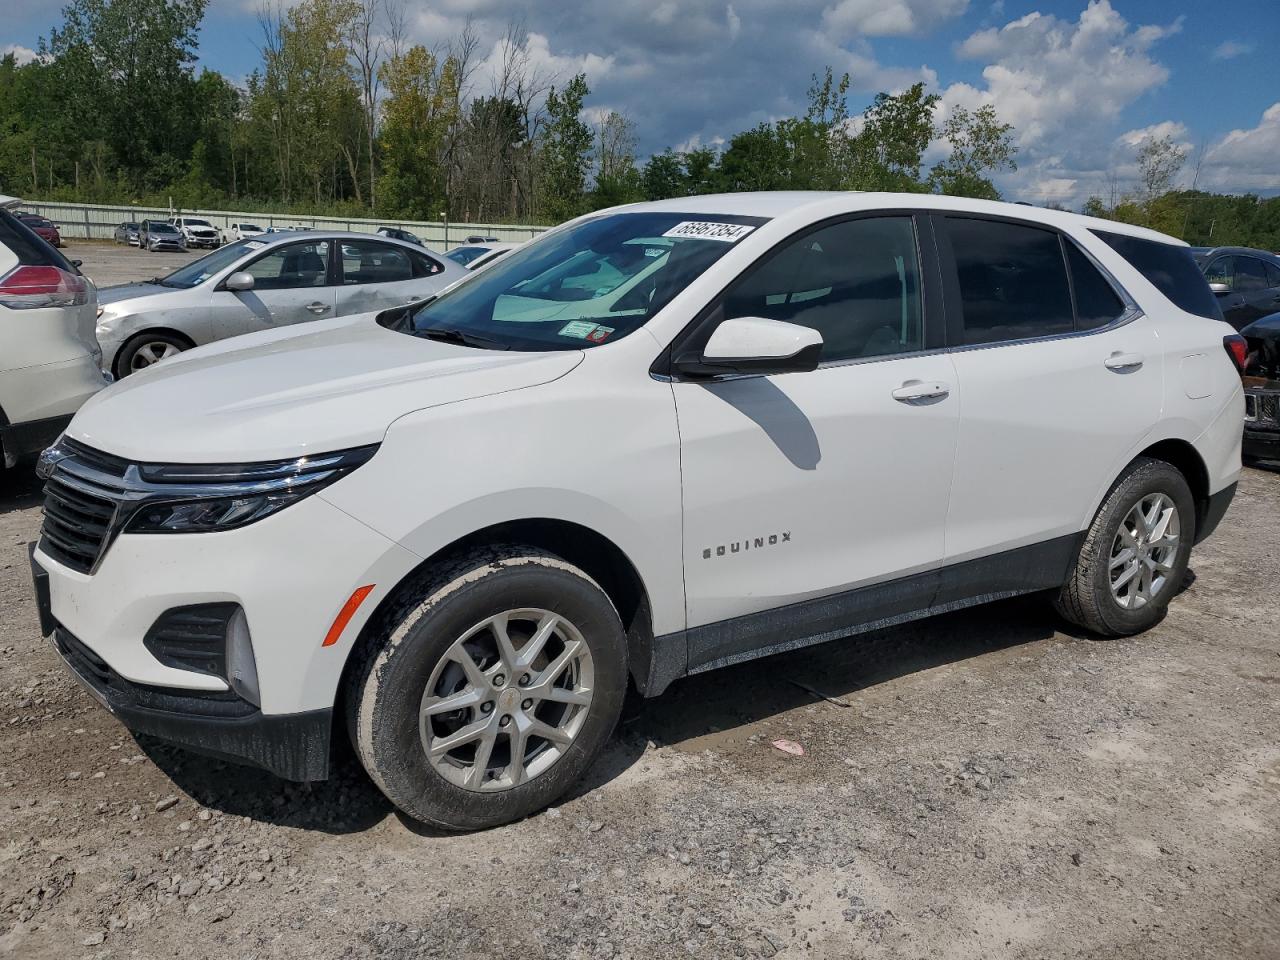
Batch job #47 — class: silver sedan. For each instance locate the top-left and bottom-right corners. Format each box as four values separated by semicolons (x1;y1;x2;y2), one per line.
95;232;468;377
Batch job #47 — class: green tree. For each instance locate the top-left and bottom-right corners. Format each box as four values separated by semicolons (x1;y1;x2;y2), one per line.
641;150;684;200
538;74;593;221
375;44;459;219
929;104;1017;199
851;82;940;191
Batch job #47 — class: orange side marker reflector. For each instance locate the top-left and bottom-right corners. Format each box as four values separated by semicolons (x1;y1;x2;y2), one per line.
323;584;376;647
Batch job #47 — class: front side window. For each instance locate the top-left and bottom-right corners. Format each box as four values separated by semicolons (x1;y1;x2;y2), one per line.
340;241;412;284
719;216;923;362
407;212;765;351
157;240;260;288
1203;256;1235;289
244;241;331;290
946;218;1073;345
1235;257;1269;293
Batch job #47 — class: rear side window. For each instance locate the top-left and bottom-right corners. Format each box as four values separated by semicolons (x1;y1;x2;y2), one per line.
1066;243;1126;331
410;252;444;278
944;218;1073;345
1093;230;1223;321
0;209;71;270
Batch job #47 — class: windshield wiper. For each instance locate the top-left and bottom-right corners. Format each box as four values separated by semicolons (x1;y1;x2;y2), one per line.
419;326;508;350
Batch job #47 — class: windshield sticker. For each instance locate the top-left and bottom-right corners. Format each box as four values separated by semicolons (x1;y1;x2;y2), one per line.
662;221;755;243
586;325;614;343
243;240;266;250
558;320;600;340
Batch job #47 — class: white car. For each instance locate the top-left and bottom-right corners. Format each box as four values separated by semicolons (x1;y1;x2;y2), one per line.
445;241;519;269
0;196;106;470
31;192;1244;830
223;222;265;244
169;216;221;249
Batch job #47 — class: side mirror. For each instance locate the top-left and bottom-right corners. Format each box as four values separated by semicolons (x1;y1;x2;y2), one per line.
225;271;255;292
679;316;823;377
1208;282;1231;295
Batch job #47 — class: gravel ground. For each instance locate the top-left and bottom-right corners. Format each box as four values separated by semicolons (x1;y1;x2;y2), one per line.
70;240;212;288
2;460;1278;960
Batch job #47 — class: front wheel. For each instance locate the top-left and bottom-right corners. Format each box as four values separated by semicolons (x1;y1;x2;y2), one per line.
114;331;190;377
1055;457;1195;636
346;546;628;830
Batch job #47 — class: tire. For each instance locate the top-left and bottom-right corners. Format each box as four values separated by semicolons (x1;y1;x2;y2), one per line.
346;545;628;830
1055;457;1195;636
114;331;191;378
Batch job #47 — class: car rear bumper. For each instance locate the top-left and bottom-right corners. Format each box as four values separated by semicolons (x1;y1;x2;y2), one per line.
0;412;72;466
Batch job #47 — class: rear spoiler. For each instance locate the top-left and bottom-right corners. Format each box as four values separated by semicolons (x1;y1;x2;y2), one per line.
0;195;21;210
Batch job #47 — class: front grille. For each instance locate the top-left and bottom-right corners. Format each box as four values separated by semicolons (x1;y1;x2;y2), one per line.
1245;390;1280;425
39;439;131;574
41;475;117;573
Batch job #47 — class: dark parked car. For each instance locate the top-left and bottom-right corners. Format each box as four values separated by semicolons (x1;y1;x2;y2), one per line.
375;226;424;246
138;219;186;252
18;213;61;247
1239;311;1280;463
1192;246;1280;331
113;222;140;246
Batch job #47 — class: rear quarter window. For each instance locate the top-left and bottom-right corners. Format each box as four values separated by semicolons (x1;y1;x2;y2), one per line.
1093;230;1223;321
0;209;72;270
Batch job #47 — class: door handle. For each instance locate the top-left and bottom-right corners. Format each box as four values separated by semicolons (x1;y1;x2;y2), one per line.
891;380;950;402
1104;351;1144;372
305;302;331;315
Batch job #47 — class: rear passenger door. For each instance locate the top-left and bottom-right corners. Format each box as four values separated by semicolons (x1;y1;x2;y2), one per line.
336;240;448;316
937;215;1162;569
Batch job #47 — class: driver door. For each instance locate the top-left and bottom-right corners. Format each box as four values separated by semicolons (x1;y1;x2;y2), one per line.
671;214;959;670
208;239;336;340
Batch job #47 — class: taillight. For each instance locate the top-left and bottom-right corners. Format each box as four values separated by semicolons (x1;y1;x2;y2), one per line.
1223;334;1248;374
0;265;88;309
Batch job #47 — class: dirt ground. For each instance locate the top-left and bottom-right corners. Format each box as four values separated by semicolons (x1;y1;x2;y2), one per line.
1;457;1278;960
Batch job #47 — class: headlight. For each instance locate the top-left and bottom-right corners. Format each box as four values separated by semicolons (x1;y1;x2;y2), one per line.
123;444;377;534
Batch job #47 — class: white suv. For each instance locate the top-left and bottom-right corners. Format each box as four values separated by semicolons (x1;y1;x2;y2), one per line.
169;216;221;249
30;193;1244;830
0;196;106;470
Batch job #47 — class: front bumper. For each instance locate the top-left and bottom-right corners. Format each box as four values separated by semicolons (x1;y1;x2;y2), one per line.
36;569;331;780
186;235;219;248
1244;427;1280;462
1243;384;1280;463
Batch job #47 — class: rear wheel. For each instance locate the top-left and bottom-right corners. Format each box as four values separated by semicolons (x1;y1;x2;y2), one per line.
346;546;628;830
1055;457;1195;636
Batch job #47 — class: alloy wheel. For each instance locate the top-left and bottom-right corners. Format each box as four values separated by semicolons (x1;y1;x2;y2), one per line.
419;609;594;792
1109;492;1180;610
129;340;182;372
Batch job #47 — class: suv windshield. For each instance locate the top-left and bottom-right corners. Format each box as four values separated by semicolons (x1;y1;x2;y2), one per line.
408;212;765;351
149;222;179;234
156;239;260;288
184;219;212;228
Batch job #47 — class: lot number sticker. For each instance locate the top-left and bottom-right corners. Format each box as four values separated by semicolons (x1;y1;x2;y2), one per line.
661;221;756;243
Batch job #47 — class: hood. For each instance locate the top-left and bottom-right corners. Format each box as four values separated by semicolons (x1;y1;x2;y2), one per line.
97;281;173;306
68;314;583;463
1242;312;1280;382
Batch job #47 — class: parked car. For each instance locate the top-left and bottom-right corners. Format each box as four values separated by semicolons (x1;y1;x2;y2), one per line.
445;241;519;268
31;193;1243;830
1238;310;1280;462
138;220;186;253
113;222;140;246
18;213;61;247
0;196;105;469
169;216;221;249
1192;246;1280;331
95;231;465;377
376;226;424;246
223;222;264;243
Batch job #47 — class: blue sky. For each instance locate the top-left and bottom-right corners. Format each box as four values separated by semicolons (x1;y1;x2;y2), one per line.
5;0;1278;204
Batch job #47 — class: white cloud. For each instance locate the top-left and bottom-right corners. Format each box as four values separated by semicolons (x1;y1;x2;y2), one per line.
726;4;742;42
2;43;38;65
1200;103;1280;192
942;0;1183;205
822;0;968;39
1212;40;1252;61
1118;120;1190;150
